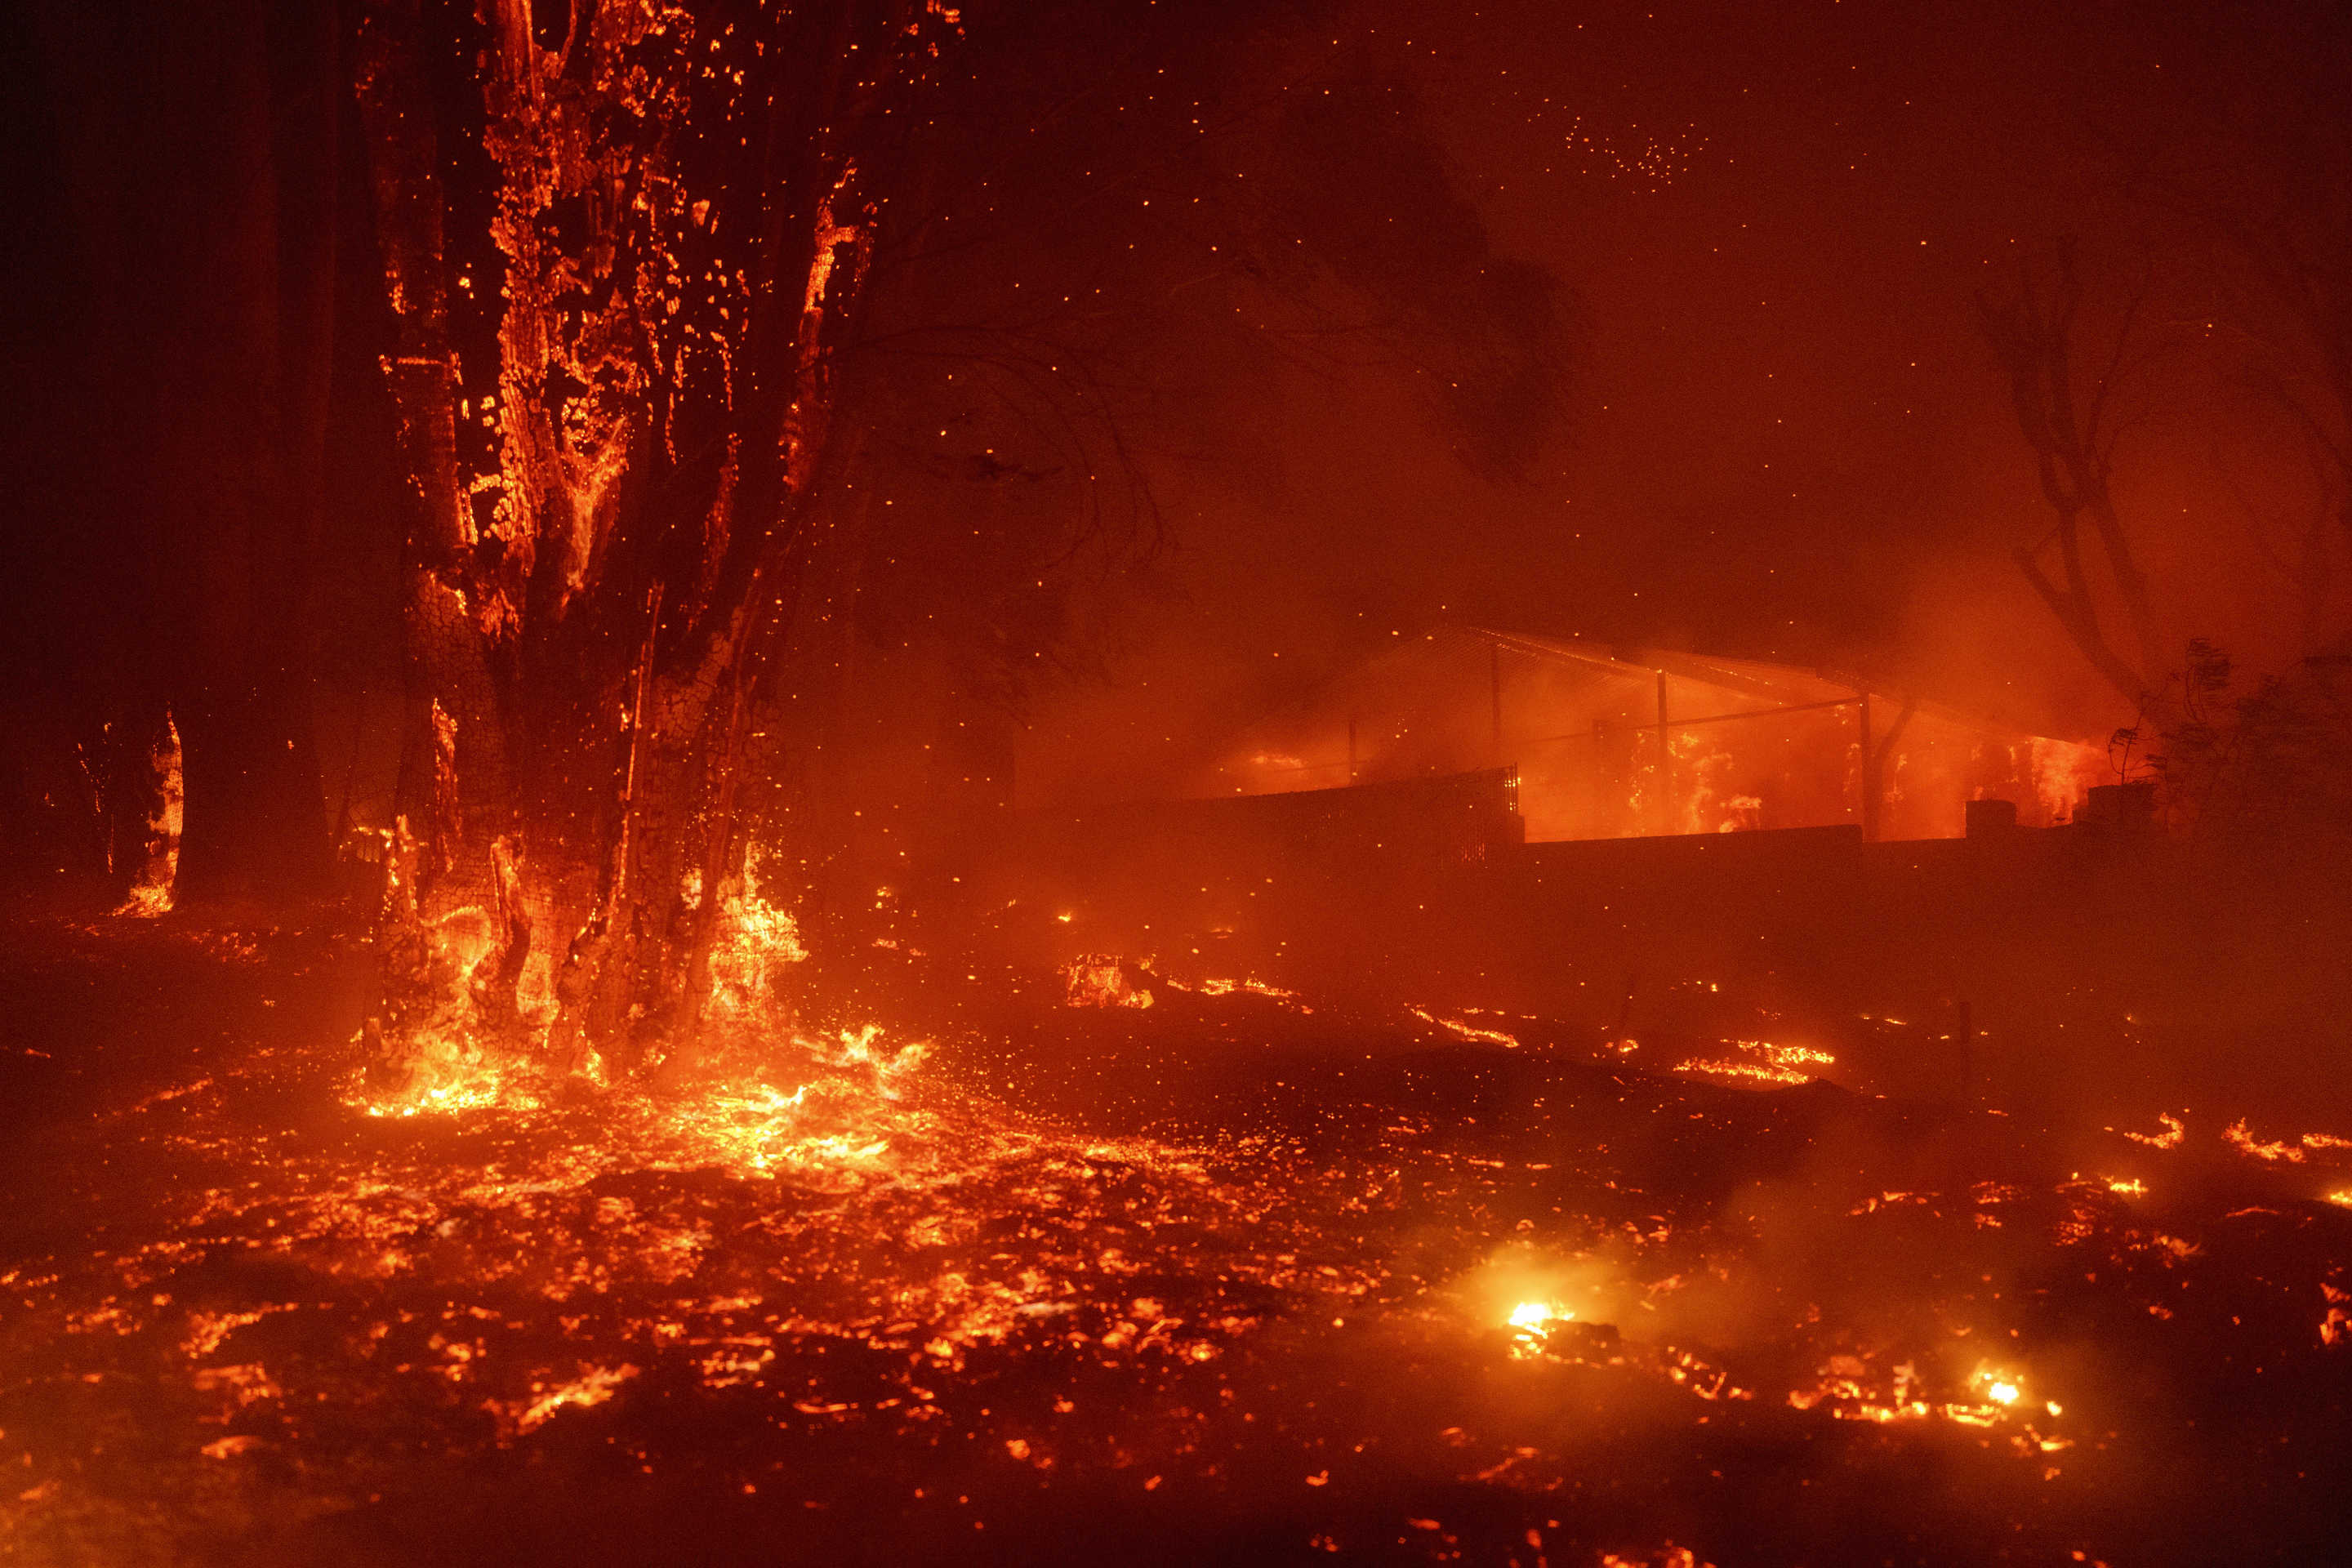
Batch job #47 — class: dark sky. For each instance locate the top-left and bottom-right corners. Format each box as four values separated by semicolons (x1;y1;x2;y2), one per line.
1018;0;2341;804
8;0;2325;819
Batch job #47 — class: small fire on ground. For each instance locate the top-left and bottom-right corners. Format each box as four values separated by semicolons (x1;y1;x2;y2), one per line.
7;925;2352;1565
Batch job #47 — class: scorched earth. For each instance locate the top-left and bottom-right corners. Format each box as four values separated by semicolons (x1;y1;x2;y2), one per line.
2;915;2348;1566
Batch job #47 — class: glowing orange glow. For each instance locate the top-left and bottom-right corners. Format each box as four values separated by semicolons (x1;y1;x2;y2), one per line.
1214;633;2108;841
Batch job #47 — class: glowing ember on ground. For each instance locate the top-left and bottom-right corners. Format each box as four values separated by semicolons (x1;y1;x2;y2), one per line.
7;921;2352;1565
2225;1118;2305;1162
1408;1005;1521;1048
1673;1055;1811;1086
2123;1112;2187;1148
1670;1037;1832;1088
509;1365;639;1432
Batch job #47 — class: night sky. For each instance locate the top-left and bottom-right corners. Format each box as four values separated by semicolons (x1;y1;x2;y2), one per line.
4;0;2339;821
1020;0;2342;804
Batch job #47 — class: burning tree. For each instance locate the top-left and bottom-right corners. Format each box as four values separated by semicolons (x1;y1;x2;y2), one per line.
353;0;968;1085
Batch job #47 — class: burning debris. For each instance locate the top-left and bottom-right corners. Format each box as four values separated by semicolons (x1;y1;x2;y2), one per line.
1213;630;2107;843
1062;955;1156;1010
11;2;2352;1566
6;919;2352;1566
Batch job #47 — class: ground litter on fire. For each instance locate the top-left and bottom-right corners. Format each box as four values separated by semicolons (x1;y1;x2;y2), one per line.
3;912;2350;1566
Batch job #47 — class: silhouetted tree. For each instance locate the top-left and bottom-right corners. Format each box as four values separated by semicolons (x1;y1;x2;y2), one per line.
1977;240;2166;710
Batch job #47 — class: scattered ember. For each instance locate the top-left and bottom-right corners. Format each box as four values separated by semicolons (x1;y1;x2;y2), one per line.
6;920;2352;1565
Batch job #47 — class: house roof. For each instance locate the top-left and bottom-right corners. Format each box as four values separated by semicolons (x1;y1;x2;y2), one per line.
1447;626;2068;743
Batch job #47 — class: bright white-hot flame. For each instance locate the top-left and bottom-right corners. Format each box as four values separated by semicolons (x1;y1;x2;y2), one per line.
1503;1298;1581;1362
1508;1299;1569;1331
705;849;810;1035
1970;1365;2029;1412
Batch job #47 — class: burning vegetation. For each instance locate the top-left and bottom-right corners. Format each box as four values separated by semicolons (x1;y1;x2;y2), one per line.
10;1;2352;1566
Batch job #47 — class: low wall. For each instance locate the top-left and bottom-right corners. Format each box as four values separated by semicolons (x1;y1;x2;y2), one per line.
915;774;2352;1125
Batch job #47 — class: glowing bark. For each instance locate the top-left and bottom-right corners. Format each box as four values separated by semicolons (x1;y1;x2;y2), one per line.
354;0;951;1089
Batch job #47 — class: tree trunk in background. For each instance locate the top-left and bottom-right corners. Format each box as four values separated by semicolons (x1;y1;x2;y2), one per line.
26;0;336;906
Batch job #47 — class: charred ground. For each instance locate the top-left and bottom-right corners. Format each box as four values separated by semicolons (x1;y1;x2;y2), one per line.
2;908;2349;1567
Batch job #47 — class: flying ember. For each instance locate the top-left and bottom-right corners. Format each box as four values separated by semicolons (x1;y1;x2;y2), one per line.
9;0;2352;1564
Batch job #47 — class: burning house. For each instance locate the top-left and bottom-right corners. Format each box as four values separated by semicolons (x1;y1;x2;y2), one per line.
1204;626;2105;843
8;1;2352;1566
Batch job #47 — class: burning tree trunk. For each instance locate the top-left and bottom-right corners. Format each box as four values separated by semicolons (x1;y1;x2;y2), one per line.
353;0;952;1090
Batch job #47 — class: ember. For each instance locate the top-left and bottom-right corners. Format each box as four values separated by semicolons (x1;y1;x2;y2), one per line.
11;1;2352;1564
10;918;2352;1562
